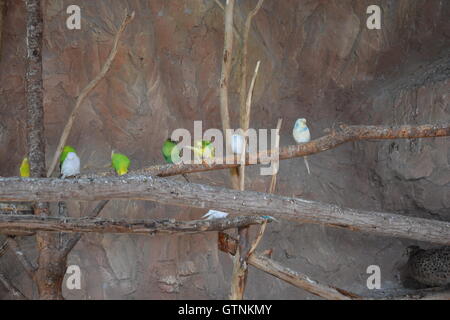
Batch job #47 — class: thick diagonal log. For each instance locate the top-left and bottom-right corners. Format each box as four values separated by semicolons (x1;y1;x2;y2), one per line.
0;176;449;244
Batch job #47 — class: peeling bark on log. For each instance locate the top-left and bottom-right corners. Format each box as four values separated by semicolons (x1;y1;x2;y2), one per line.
0;176;449;244
0;202;34;214
0;214;269;235
25;0;46;182
25;0;65;300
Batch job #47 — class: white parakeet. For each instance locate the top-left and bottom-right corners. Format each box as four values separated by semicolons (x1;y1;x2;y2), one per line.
61;152;80;178
293;118;311;174
231;134;245;155
202;210;228;220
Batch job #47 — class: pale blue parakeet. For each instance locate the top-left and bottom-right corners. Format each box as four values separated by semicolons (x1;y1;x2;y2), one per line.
293;118;311;174
61;152;80;178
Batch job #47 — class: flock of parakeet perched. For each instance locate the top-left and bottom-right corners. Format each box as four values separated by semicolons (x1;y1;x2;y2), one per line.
19;146;132;178
19;119;311;219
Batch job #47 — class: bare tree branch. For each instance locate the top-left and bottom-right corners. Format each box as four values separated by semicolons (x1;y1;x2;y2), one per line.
268;118;282;193
230;60;260;300
6;237;36;278
0;272;28;300
250;254;360;300
46;12;135;177
114;123;450;179
213;0;242;41
0;202;34;214
219;232;358;300
247;220;267;258
0;214;269;235
239;60;260;190
1;176;449;244
62;200;110;255
219;0;240;190
239;0;264;123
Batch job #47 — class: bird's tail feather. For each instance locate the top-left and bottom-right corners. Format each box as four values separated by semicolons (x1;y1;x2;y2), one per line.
303;156;311;175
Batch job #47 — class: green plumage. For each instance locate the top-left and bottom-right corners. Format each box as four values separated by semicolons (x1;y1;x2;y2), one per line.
162;139;181;164
60;146;77;164
20;157;30;177
193;140;215;160
111;152;131;176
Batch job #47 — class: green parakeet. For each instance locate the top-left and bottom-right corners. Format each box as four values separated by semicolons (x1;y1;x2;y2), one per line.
111;151;130;176
192;140;215;161
162;139;181;164
20;157;30;177
60;146;77;165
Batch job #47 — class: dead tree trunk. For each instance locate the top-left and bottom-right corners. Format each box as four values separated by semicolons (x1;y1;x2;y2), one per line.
25;0;66;300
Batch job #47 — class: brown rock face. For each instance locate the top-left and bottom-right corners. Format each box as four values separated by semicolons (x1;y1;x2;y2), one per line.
0;0;449;299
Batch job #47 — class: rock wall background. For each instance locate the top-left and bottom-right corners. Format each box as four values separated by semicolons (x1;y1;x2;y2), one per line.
0;0;448;299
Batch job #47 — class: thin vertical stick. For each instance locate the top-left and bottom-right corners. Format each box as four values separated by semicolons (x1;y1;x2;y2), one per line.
269;118;283;193
230;0;264;300
231;61;261;300
239;0;264;130
219;0;240;190
238;60;260;190
213;0;242;42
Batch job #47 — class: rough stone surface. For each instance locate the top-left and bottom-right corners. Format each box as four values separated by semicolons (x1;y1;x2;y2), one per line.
404;246;450;287
0;0;449;299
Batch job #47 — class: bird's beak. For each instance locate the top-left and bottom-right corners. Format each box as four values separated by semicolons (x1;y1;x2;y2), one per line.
118;169;127;176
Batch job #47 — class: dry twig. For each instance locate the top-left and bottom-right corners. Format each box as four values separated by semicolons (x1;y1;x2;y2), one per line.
6;237;36;278
0;273;28;300
46;12;135;177
219;232;358;300
269;118;283;193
